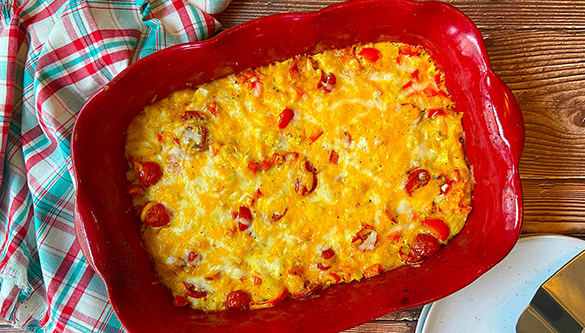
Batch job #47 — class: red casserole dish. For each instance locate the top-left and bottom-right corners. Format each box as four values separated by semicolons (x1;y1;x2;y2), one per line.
71;0;524;332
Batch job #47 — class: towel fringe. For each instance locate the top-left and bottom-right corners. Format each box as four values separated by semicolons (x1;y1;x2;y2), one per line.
0;256;48;332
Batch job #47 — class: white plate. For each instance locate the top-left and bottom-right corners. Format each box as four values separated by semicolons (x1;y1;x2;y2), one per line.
416;234;585;333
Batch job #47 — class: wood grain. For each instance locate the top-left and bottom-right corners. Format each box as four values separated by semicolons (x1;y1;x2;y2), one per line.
342;308;421;333
217;0;585;30
522;180;585;231
482;29;585;180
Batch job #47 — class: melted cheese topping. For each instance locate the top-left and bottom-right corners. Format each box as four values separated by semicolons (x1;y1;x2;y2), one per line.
125;42;473;311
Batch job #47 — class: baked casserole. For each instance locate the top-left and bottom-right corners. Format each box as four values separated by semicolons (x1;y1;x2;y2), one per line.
124;41;473;311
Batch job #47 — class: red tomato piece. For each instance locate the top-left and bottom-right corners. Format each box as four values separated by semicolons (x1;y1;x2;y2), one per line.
247;161;258;173
352;229;370;245
402;81;413;90
320;72;336;92
250;81;262;97
400;44;420;57
289;58;300;82
255;188;263;198
352;226;378;251
209;144;219;156
411;69;419;80
187;250;200;263
239;206;252;219
295;159;318;195
344;130;352;144
317;263;331;271
329;150;339;164
358;47;382;62
183;282;208;298
403;233;441;263
383;209;397;223
423;86;439;97
137;161;162;187
316;70;325;87
363;263;383;278
329;273;341;284
404;169;431;196
412;233;441;257
309;131;324;143
428;108;446;118
250;289;289;309
321;248;336;259
304;160;318;174
388;232;401;243
180;111;205;121
236;69;255;84
271;208;288;222
126;184;144;196
421;218;450;242
269;288;290;304
181;125;208;152
278;107;294;129
206;102;217;116
225;290;252;309
141;202;171;227
238;206;253;231
271;153;285;166
437;90;449;98
253;276;262;286
172;295;189;307
439;175;456;195
238;222;248;231
294;174;318;196
260;158;271;171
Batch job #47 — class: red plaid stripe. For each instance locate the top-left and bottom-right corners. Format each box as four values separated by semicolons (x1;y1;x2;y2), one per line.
0;1;229;332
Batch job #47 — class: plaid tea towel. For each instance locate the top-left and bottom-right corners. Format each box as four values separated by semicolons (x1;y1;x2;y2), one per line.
0;0;231;331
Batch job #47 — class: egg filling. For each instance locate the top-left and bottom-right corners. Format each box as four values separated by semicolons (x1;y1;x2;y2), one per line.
125;41;473;311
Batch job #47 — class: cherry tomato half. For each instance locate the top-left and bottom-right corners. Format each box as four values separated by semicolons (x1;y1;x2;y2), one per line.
358;48;382;62
137;161;162;187
421;218;450;242
278;107;294;129
141;202;171;227
183;282;208;299
321;248;336;259
404;169;431;196
403;233;441;263
250;289;289;309
225;290;252;309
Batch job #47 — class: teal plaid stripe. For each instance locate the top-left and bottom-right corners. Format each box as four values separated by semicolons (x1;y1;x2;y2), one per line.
0;0;229;331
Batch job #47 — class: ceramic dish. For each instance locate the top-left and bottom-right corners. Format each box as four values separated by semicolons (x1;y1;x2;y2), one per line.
416;234;585;333
71;0;524;332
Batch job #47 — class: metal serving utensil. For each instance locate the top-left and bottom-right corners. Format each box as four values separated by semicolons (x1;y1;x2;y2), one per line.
516;250;585;333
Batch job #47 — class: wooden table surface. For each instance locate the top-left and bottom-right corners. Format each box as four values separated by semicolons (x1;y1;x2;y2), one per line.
3;0;584;332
